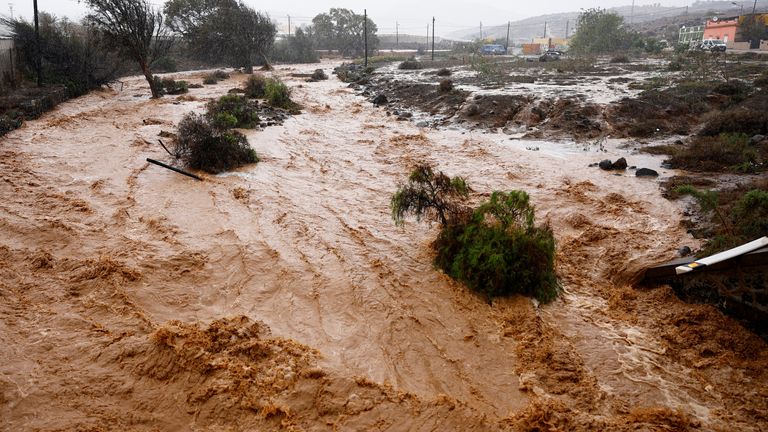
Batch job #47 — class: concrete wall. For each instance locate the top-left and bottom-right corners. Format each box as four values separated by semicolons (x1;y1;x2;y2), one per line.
728;41;752;50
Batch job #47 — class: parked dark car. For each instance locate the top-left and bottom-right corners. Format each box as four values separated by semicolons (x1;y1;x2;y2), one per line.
539;49;563;62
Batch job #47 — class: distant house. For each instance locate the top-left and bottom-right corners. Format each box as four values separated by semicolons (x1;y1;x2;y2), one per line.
678;24;704;45
531;37;569;50
703;16;740;43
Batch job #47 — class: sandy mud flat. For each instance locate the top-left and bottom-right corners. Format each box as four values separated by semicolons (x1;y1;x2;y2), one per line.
1;61;766;431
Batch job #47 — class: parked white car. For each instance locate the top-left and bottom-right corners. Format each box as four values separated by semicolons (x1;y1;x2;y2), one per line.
697;39;727;52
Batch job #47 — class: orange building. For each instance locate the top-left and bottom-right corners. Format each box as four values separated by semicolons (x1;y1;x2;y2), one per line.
703;16;739;43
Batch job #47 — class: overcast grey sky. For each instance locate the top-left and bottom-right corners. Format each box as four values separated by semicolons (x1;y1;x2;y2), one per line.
10;0;693;36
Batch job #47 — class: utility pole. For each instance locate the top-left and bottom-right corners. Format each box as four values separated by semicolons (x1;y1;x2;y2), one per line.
8;3;12;20
752;0;757;14
480;22;483;40
630;0;635;24
565;20;570;38
505;21;511;51
287;15;291;37
364;9;368;68
543;21;547;37
426;24;429;48
431;17;435;60
33;0;41;87
396;22;399;48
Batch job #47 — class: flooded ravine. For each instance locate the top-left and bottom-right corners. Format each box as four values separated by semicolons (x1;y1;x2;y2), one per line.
1;61;767;431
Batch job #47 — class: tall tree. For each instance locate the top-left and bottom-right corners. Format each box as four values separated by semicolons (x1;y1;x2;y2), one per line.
164;0;276;73
569;8;636;54
311;8;379;57
739;15;768;48
84;0;172;98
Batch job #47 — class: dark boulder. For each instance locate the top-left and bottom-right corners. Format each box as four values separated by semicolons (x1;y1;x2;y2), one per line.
612;157;628;170
749;134;766;146
599;159;613;170
636;168;659;177
372;94;388;106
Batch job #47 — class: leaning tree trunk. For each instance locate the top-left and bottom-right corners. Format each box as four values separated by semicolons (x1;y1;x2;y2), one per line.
244;52;254;74
139;60;160;98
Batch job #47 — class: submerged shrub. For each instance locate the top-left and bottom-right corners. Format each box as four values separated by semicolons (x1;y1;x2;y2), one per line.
439;79;454;92
174;113;258;174
399;58;422;70
433;191;559;303
391;165;559;303
436;68;452;76
609;54;629;63
391;164;470;226
311;69;328;81
203;74;218;85
244;73;268;98
152;76;189;96
206;94;259;129
265;78;298;111
213;70;230;80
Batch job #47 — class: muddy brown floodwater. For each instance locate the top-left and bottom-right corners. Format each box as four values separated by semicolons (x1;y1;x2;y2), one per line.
1;61;767;431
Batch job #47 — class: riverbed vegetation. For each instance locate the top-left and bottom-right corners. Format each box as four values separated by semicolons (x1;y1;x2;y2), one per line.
675;183;768;255
392;164;559;303
174;112;258;174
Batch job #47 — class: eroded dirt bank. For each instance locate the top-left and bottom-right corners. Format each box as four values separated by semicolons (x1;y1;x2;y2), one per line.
1;62;767;431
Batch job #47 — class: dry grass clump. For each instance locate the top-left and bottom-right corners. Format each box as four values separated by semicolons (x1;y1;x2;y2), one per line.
699;108;768;137
438;79;453;92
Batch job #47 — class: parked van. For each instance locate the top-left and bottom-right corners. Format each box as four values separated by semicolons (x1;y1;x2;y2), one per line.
481;44;506;55
697;39;727;52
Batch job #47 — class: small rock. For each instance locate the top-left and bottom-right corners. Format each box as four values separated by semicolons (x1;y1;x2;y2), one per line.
372;94;388;106
749;134;765;146
416;121;429;128
612;157;628;170
678;246;692;257
636;168;659;177
599;159;613;170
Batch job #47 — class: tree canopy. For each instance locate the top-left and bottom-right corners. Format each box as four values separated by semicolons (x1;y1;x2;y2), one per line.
569;8;636;54
311;8;379;57
164;0;276;72
84;0;172;97
739;15;768;48
1;12;123;93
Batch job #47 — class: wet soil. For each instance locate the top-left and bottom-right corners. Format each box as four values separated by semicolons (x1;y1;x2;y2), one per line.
349;56;768;144
1;62;767;431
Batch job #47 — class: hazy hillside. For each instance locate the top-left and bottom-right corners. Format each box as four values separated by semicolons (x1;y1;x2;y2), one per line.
447;0;768;42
